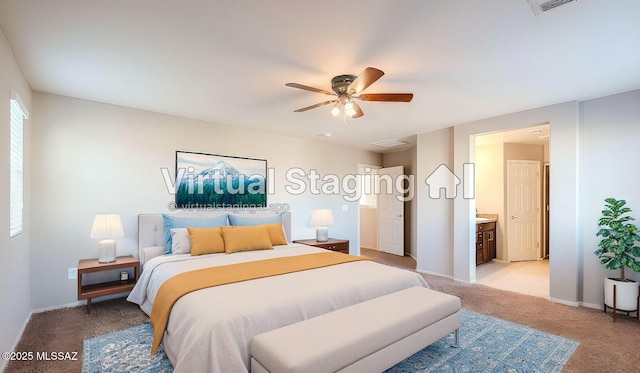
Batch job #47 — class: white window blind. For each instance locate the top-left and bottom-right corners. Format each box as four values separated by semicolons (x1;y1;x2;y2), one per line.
10;98;26;237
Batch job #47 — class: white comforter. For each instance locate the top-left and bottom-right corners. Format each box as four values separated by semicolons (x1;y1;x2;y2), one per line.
127;244;429;373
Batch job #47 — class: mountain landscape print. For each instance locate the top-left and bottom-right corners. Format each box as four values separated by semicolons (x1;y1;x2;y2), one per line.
175;151;267;208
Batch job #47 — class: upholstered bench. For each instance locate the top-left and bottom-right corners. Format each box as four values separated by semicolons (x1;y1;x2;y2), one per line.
250;286;461;373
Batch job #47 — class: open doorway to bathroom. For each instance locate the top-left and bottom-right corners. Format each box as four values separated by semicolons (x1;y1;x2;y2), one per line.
474;124;550;299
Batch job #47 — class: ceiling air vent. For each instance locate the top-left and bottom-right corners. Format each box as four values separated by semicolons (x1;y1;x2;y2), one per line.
370;139;408;148
527;0;576;15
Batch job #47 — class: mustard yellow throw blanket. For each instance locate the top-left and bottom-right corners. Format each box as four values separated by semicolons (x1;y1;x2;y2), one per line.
150;252;369;354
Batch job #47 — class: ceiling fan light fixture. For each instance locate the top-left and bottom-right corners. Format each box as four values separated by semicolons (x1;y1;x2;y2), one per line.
286;67;413;120
330;103;341;116
344;101;356;117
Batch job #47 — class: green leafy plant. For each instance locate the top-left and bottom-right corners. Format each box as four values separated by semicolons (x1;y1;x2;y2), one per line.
595;198;640;281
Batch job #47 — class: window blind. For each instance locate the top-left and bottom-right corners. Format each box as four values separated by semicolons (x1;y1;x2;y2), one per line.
10;98;25;237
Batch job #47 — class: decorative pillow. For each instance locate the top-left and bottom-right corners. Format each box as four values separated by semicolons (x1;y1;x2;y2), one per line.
228;213;282;226
264;223;288;246
162;214;228;254
188;227;225;256
170;228;191;254
142;245;166;265
221;225;273;254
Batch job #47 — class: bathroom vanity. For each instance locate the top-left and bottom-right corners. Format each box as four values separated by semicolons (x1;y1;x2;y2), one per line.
476;219;496;265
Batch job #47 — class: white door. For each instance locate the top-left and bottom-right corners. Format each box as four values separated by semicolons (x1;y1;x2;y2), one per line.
507;160;541;261
377;166;404;256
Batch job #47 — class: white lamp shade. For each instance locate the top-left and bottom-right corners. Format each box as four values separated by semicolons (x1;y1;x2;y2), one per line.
90;214;124;239
310;209;334;227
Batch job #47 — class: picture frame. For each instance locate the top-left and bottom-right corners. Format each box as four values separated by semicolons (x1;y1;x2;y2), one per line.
175;151;267;209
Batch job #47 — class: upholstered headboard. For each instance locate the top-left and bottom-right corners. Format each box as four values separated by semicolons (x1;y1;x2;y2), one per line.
138;211;291;266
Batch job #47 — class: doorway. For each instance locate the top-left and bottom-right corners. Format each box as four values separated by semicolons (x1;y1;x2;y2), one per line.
475;124;550;297
377;166;405;256
358;164;406;257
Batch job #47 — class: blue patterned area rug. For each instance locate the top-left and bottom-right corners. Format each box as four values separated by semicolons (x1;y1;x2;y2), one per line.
83;323;172;373
387;309;578;373
83;309;578;372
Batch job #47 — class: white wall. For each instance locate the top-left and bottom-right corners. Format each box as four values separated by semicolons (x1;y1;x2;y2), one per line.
409;144;418;259
475;143;504;258
30;92;382;309
416;127;454;276
0;28;32;371
460;90;640;308
579;89;640;308
416;100;586;304
455;101;580;300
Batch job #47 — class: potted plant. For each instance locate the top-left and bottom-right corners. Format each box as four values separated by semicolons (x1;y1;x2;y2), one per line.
595;198;640;319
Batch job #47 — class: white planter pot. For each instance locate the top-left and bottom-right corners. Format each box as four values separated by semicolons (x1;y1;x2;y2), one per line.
604;278;639;311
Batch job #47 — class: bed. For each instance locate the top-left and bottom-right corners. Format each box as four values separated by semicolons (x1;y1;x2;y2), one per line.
127;212;429;373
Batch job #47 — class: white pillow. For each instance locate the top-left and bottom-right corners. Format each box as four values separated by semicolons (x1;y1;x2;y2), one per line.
142;245;165;265
170;228;192;254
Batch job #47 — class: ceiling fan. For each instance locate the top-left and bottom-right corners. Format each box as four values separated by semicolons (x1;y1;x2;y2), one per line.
285;67;413;120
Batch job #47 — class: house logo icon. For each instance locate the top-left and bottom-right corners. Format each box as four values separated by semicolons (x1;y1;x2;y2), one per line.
425;163;475;199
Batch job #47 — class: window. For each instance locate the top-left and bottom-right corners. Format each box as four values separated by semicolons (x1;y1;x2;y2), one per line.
358;164;379;208
10;95;28;237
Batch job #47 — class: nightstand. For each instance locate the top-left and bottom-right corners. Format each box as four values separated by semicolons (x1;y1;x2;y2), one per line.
293;238;350;254
77;255;140;313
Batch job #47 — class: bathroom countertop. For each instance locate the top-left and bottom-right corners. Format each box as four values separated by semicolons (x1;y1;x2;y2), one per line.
476;214;498;223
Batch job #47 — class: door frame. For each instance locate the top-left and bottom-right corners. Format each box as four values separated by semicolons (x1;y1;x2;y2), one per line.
543;162;550;258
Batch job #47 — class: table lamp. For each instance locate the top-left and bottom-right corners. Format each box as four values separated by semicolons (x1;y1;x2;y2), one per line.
90;214;124;263
310;209;334;242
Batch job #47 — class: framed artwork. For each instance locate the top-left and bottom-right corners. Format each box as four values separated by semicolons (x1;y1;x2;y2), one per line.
175;151;267;209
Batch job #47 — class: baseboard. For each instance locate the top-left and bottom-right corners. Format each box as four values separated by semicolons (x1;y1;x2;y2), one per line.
416;268;454;280
1;310;33;372
32;300;84;314
552;298;602;310
452;277;472;283
579;301;602;310
549;297;580;307
32;292;131;314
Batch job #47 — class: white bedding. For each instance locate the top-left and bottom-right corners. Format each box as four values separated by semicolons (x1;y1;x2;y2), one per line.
127;243;429;373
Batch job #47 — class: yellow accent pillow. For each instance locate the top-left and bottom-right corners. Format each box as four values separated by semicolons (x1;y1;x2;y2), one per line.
188;227;225;256
221;225;274;254
264;223;288;246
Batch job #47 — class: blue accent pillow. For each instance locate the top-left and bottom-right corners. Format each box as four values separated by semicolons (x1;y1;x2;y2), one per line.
162;214;228;254
228;213;282;226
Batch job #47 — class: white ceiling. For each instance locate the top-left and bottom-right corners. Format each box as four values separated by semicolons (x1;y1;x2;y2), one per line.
1;0;639;153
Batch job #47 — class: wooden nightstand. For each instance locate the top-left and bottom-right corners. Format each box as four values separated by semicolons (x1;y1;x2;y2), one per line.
77;255;140;313
293;238;350;254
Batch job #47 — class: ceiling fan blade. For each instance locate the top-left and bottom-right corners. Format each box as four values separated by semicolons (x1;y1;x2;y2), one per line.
286;82;334;96
293;100;336;112
358;93;413;102
351;101;364;118
347;67;384;95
